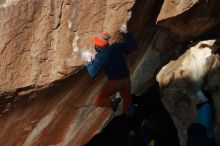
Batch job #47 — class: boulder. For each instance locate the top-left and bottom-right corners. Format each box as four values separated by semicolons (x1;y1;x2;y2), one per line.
157;0;220;41
157;40;220;145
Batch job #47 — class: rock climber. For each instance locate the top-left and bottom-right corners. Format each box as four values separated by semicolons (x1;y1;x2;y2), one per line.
82;23;137;115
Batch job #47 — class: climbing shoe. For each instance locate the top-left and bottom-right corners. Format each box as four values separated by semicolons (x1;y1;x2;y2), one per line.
111;97;121;112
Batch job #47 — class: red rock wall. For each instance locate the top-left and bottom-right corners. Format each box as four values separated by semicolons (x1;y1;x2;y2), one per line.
0;0;135;97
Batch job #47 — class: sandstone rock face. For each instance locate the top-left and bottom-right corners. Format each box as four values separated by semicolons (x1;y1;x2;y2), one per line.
0;0;185;145
156;40;220;145
0;0;137;145
157;40;215;87
0;0;135;97
1;0;220;146
0;69;112;146
158;0;199;19
157;0;220;41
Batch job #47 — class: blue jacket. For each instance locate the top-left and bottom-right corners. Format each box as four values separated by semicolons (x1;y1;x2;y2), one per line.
86;33;137;80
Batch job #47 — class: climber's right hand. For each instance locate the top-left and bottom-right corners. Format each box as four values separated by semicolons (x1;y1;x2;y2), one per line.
81;48;95;63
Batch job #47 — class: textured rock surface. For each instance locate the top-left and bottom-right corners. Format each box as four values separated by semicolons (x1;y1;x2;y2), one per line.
0;0;175;145
0;0;135;97
157;40;220;145
0;69;112;146
0;0;137;145
1;0;220;146
157;40;215;87
157;0;220;41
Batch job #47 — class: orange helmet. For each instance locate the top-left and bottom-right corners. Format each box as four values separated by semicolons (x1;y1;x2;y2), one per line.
93;32;110;47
